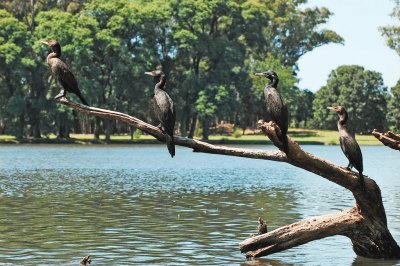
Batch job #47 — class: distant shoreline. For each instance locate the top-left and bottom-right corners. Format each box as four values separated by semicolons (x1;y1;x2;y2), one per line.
0;129;382;146
0;137;381;146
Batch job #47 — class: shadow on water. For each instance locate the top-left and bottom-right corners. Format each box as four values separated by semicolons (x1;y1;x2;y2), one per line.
241;258;294;266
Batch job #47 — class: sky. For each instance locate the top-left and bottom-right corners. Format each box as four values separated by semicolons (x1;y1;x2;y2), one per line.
297;0;400;92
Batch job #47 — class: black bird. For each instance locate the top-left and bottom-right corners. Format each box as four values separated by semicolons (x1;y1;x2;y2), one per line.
41;39;88;105
145;70;176;157
255;70;289;153
328;106;364;186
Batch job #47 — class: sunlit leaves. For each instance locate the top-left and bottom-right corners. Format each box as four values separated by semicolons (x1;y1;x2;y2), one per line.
381;4;400;55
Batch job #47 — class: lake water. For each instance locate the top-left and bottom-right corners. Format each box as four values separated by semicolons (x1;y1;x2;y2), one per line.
0;144;399;265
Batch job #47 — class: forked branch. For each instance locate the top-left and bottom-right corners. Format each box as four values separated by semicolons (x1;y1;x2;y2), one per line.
372;129;400;151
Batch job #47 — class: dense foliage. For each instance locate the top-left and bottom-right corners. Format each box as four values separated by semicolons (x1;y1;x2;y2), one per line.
311;65;388;133
0;0;395;139
381;1;400;132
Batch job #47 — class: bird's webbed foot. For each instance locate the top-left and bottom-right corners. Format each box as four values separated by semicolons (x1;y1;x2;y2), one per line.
54;90;66;100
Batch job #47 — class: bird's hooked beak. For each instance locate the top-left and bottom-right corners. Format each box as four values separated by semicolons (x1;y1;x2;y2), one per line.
144;71;155;76
327;107;337;112
254;72;265;77
40;40;49;46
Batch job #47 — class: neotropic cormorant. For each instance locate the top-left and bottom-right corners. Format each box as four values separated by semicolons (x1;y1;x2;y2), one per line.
145;70;176;157
41;40;88;105
258;217;268;235
255;70;289;153
328;106;364;186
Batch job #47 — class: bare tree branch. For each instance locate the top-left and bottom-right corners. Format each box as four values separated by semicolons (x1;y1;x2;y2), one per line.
372;129;400;151
57;98;400;259
57;97;285;162
240;208;362;258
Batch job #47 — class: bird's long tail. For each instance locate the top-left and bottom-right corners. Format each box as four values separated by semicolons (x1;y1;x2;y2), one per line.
76;92;89;106
279;134;289;154
166;132;175;158
359;171;365;188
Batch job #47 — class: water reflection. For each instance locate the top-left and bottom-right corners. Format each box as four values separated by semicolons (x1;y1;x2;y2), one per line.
0;145;398;265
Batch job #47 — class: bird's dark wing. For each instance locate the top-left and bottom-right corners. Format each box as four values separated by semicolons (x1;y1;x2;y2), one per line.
265;87;288;135
153;90;175;133
340;134;363;172
51;58;79;93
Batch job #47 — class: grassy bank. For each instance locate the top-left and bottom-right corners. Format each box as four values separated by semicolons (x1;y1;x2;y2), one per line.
0;128;382;145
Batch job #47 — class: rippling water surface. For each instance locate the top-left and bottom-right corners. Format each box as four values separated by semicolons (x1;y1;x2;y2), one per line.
0;144;399;265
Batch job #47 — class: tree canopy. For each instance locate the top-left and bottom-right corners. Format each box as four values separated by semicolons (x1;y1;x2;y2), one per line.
1;0;394;140
381;2;400;132
311;65;388;133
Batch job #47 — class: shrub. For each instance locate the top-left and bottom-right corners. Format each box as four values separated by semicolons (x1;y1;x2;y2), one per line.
133;129;142;139
232;128;242;138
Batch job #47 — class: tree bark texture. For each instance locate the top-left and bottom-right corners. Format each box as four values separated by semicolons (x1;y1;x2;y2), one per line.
372;129;400;151
57;98;400;260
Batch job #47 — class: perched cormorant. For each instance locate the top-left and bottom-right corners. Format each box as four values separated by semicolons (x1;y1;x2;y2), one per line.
328;106;364;186
258;217;268;235
145;70;176;157
255;70;289;153
41;40;88;105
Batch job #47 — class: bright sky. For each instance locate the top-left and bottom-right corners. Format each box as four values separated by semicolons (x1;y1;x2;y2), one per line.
298;0;400;92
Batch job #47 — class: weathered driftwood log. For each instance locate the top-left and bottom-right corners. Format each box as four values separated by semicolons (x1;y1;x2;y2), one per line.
372;129;400;151
58;98;400;259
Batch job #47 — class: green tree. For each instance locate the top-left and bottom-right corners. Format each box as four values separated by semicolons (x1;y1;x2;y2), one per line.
388;80;400;131
381;2;400;55
240;0;343;67
0;9;31;138
249;55;299;126
293;89;314;128
168;0;246;139
0;0;344;139
312;65;388;133
381;2;400;132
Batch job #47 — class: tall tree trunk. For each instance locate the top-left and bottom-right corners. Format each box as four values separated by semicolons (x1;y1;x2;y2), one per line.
105;119;112;142
201;117;211;140
16;115;24;140
32;121;41;138
188;113;197;139
180;112;188;137
94;117;101;140
73;111;81;134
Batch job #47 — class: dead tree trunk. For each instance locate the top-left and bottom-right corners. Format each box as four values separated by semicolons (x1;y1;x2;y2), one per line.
57;98;400;260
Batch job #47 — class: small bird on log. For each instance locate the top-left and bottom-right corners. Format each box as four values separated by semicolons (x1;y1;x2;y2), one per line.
258;217;268;235
255;70;289;154
41;39;88;105
80;255;91;265
328;106;364;187
145;69;176;157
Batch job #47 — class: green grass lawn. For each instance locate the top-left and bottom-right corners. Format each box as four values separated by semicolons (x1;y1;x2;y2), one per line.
0;128;381;145
206;128;381;145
